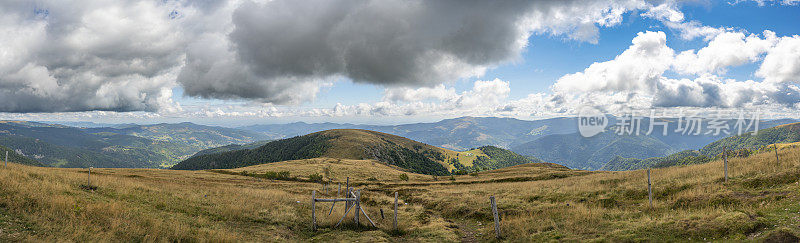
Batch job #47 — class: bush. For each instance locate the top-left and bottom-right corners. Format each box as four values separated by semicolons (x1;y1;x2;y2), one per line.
308;173;323;182
399;173;409;181
367;177;378;181
253;171;291;180
449;175;456;181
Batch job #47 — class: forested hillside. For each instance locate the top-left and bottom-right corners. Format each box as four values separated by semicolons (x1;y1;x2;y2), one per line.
512;119;798;170
0;145;43;166
174;129;541;175
701;122;800;156
601;122;800;171
0;121;271;168
190;140;271;157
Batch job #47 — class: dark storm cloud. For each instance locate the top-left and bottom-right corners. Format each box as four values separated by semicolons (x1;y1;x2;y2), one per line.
178;0;647;103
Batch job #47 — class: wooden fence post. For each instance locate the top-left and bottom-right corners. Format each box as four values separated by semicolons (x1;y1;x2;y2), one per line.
490;196;500;239
723;146;728;182
354;190;360;225
345;178;350;208
393;192;398;230
775;144;780;168
312;190;317;231
647;169;652;207
88;167;93;187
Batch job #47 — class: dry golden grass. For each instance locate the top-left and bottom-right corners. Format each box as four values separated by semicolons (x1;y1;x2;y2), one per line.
225;158;584;186
229;158;433;183
1;146;799;241
0;164;458;242
391;145;800;241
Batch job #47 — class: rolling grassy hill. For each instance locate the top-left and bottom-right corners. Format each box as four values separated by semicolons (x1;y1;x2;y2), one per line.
173;129;538;175
2;139;800;241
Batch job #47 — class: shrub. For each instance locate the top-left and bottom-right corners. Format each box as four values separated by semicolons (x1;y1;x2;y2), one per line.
323;166;331;179
399;173;409;181
367;177;378;181
308;173;323;182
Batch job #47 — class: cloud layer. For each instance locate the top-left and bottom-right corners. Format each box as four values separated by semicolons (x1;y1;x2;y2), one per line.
0;1;185;112
0;0;797;120
553;29;800;109
1;0;650;112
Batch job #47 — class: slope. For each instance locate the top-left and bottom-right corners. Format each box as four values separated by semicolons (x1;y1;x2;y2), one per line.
512;132;675;170
0;145;43;166
190;140;272;158
600;122;800;171
88;122;273;152
701;122;800;156
511;119;798;170
0;121;174;168
0;121;273;168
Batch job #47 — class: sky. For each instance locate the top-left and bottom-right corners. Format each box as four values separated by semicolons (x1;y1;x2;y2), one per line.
0;0;798;126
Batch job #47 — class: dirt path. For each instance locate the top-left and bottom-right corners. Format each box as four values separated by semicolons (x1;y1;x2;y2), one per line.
453;219;480;243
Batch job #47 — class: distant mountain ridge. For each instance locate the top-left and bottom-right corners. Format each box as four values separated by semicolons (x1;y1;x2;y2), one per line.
173;129;539;175
511;118;798;170
239;116;579;150
0;121;271;168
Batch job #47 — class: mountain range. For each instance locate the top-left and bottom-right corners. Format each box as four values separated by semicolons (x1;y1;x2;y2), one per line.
2;116;798;171
0;121;271;168
240;116;798;170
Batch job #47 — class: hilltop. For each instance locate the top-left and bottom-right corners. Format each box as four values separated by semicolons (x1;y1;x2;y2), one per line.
172;129;537;175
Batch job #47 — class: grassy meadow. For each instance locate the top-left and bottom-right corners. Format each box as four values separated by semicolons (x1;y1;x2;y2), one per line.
1;145;800;241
